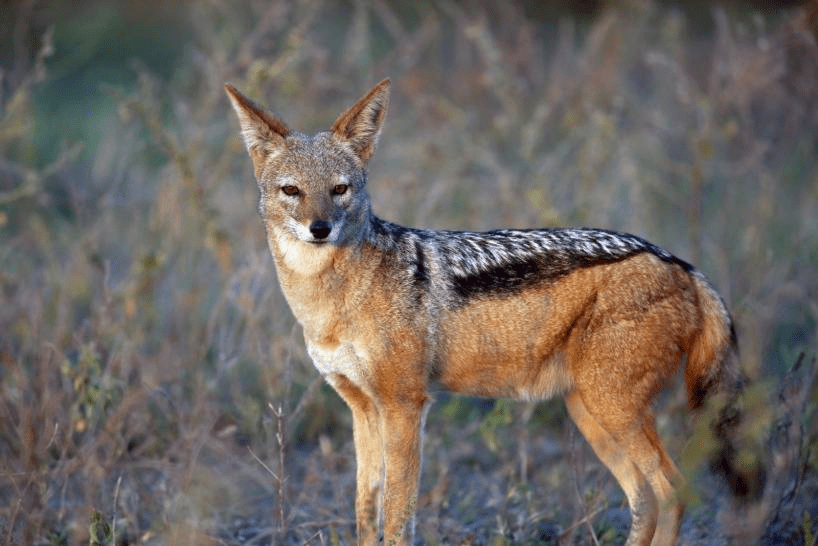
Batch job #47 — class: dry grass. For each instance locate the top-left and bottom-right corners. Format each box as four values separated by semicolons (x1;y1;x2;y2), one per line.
1;0;817;544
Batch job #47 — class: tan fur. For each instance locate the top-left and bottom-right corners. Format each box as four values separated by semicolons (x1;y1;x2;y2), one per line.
225;79;737;546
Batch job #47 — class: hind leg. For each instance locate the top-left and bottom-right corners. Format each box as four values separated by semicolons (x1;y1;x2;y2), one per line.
609;419;683;546
568;390;684;546
641;419;685;546
565;391;657;546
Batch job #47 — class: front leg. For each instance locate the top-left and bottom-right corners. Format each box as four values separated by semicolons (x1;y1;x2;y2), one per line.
381;397;429;546
328;374;384;545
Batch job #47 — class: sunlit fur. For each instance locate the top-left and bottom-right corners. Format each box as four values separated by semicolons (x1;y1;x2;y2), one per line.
226;79;738;546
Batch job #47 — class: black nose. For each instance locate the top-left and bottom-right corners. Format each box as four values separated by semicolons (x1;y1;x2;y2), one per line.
309;220;332;240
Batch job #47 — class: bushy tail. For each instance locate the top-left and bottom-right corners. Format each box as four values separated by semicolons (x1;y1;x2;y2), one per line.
685;272;740;410
686;272;766;501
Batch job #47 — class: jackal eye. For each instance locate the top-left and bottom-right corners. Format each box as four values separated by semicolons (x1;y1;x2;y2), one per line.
281;185;299;196
332;184;349;196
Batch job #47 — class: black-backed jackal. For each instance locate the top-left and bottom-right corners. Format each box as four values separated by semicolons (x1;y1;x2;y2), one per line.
225;79;738;546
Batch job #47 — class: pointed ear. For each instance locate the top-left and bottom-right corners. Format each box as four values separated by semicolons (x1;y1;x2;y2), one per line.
224;83;290;171
330;78;390;163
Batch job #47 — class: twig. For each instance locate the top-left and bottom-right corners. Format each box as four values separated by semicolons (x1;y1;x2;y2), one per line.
269;403;288;541
4;496;23;546
300;529;324;545
288;375;323;427
559;504;607;539
247;446;280;481
112;475;122;545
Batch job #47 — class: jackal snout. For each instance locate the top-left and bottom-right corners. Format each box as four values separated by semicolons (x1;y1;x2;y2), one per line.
309;219;332;241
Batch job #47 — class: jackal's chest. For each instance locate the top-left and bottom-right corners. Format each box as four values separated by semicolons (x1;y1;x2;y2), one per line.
306;341;369;385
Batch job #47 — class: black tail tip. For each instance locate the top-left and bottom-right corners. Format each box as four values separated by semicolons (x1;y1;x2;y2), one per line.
709;443;766;502
709;396;766;503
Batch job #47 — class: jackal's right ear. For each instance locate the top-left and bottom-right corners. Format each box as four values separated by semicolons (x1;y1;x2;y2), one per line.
331;78;390;163
224;83;290;169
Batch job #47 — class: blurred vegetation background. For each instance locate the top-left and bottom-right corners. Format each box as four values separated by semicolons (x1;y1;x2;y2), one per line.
1;0;817;544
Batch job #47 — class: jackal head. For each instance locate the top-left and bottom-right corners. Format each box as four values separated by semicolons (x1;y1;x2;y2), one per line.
225;80;390;253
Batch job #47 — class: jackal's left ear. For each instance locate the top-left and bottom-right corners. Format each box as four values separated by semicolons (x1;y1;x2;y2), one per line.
224;83;290;170
331;78;390;163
